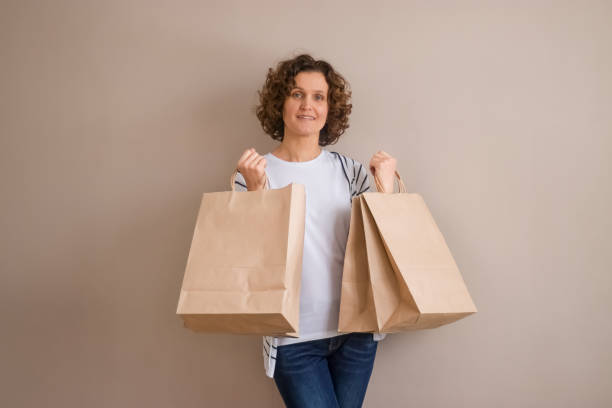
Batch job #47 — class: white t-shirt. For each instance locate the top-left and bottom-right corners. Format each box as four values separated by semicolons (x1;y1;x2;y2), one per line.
234;149;386;377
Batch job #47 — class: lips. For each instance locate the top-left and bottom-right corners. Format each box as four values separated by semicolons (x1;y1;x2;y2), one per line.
297;115;315;120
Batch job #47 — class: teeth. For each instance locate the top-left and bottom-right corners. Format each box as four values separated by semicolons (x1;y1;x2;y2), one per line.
298;115;314;119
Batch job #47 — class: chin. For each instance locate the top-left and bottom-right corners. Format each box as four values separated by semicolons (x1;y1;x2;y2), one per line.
299;125;324;135
285;122;325;138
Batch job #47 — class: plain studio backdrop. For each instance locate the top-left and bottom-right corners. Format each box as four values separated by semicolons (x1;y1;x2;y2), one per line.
1;1;610;407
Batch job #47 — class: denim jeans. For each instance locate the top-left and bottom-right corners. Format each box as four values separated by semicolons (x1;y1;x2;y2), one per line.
273;333;378;408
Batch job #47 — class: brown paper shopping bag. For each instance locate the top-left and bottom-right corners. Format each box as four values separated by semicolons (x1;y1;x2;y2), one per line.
177;171;305;336
337;196;379;332
339;172;477;333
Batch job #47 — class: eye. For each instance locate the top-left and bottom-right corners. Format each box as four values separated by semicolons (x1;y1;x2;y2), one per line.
292;91;302;98
314;94;325;101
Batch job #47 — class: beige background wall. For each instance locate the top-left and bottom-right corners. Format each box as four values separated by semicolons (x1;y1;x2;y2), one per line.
1;1;610;407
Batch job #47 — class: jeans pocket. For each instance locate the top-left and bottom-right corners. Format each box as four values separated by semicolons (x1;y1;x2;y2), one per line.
276;340;327;374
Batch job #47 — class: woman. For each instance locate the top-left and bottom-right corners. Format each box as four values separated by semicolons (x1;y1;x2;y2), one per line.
234;54;397;408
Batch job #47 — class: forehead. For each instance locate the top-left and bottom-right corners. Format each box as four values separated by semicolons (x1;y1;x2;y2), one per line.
293;71;329;92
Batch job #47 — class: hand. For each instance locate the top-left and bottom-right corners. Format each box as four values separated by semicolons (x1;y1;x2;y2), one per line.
369;150;397;193
237;148;267;191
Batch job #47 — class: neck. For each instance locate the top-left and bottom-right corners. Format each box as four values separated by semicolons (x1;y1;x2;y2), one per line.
272;131;321;162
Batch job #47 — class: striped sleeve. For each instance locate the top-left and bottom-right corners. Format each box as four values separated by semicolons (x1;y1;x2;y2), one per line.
233;171;248;192
263;336;278;378
234;171;271;192
330;151;373;199
353;160;371;197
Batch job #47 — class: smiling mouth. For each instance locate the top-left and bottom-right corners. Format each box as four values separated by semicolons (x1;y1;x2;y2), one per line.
297;115;315;120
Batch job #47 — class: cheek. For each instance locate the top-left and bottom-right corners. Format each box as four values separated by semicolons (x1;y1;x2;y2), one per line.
281;101;292;121
320;105;329;121
283;99;299;116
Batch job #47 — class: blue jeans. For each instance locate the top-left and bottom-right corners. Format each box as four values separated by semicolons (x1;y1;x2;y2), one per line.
273;333;378;408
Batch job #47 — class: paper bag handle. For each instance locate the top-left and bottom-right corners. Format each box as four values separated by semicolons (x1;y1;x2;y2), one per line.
373;170;407;193
230;169;269;191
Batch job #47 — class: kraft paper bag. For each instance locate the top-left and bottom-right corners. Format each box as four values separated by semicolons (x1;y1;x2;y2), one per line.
337;196;379;332
177;171;306;336
339;172;477;333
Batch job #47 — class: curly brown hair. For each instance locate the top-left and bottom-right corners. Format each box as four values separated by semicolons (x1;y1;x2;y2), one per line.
255;54;352;146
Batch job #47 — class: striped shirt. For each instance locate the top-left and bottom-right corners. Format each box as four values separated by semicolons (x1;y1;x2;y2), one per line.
234;150;386;378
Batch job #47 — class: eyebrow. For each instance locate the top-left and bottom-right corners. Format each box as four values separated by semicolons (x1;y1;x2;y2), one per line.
292;86;327;93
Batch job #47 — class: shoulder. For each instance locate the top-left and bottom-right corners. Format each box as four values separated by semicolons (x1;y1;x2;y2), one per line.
328;151;366;178
328;151;371;196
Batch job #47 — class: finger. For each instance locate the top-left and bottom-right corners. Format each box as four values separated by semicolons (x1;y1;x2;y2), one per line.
238;148;255;162
237;149;256;168
243;151;261;168
254;156;266;170
374;154;395;166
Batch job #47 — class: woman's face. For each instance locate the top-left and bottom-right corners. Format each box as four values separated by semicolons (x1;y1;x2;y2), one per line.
282;71;329;140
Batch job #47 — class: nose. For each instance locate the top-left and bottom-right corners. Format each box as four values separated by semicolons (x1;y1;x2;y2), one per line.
299;95;314;109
